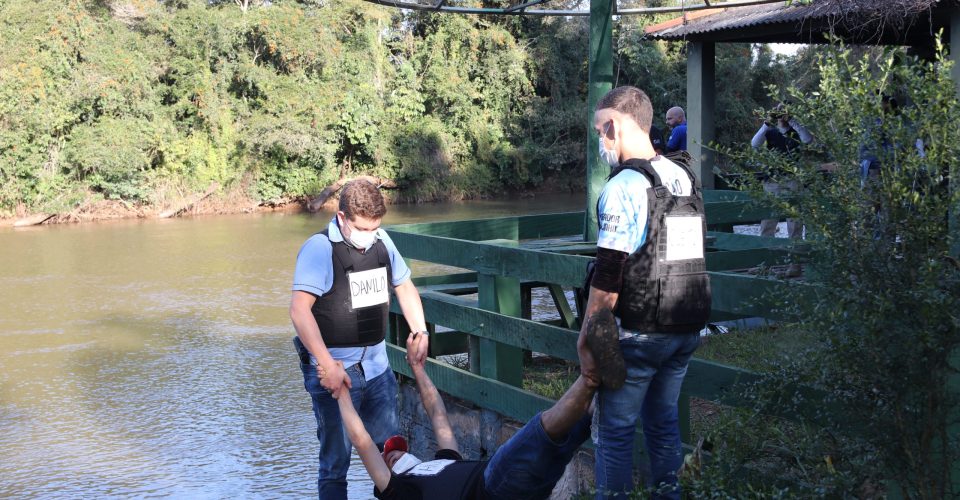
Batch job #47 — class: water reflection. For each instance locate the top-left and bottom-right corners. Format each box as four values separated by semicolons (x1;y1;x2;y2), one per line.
0;194;581;498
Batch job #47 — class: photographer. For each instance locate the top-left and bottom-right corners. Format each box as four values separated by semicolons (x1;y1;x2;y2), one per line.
749;104;813;277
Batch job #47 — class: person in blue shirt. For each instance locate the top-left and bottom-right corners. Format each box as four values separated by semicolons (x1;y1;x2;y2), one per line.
665;106;687;153
290;179;430;499
587;87;710;499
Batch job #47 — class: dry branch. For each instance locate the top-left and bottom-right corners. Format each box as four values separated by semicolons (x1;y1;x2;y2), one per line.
13;213;55;227
158;182;219;219
306;176;398;213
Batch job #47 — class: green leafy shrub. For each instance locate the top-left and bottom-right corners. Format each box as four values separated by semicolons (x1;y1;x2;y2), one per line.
714;41;960;497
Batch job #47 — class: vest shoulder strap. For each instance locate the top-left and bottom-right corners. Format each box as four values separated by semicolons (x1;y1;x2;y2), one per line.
609;158;662;186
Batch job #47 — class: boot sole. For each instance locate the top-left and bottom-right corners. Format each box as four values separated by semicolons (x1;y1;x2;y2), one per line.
585;309;626;389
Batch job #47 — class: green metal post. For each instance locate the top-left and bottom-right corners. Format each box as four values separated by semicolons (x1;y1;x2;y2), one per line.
687;41;716;189
585;0;615;242
477;273;524;387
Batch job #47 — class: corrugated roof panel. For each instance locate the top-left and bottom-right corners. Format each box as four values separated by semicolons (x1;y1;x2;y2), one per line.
644;1;849;40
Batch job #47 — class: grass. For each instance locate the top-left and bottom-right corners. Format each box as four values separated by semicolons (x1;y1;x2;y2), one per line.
522;355;579;400
695;322;820;373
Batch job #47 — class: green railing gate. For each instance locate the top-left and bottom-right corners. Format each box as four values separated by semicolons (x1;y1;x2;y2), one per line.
384;190;820;456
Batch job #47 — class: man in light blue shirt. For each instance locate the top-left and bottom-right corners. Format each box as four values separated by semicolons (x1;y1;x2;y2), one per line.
290;180;429;499
585;87;708;500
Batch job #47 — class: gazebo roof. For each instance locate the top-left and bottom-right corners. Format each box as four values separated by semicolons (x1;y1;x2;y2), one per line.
644;0;954;47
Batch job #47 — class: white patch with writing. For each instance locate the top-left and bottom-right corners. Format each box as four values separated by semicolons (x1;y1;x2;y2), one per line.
348;267;389;309
664;216;704;261
406;459;455;476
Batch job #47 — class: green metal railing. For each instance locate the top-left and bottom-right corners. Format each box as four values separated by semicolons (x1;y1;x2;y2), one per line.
384;190;823;447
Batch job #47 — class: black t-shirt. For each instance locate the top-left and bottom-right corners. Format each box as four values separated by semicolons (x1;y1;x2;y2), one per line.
649;125;666;154
374;449;489;500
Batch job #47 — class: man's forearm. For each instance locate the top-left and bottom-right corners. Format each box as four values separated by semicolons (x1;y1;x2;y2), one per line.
584;287;618;319
412;365;446;421
394;280;427;332
291;308;335;367
411;364;457;450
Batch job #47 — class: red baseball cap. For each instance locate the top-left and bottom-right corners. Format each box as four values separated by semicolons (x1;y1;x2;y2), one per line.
382;435;408;460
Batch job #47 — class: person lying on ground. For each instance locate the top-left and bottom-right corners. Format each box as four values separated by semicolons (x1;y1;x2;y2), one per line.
335;309;626;500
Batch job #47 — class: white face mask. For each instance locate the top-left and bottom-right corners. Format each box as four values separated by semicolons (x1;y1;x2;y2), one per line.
391;452;422;474
347;229;377;251
339;215;379;251
598;122;619;168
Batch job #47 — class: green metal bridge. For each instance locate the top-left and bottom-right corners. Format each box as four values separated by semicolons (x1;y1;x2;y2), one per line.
365;0;960;487
383;196;810;446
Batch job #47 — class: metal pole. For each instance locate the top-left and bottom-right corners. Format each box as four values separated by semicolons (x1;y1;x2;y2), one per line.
585;0;615;241
687;41;716;189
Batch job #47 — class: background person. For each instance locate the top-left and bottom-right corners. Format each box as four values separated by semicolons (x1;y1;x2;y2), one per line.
289;179;430;499
750;104;813;277
587;87;711;499
664;106;687;153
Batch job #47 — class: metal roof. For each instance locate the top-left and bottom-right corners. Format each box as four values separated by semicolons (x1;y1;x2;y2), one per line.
644;0;952;46
363;0;784;17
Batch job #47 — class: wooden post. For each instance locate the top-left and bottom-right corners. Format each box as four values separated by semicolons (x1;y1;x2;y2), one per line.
585;0;615;242
477;273;524;387
687;41;716;189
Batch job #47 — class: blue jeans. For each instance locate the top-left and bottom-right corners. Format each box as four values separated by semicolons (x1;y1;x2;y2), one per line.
484;411;592;500
294;338;399;499
593;332;699;500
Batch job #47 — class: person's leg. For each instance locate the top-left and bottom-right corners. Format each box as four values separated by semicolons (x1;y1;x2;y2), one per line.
593;337;660;499
295;339;352;500
356;367;400;447
640;333;700;500
484;311;623;499
760;181;781;238
541;308;622;441
483;408;593;499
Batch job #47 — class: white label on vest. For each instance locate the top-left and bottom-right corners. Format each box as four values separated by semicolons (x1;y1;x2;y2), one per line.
664;216;704;261
347;267;389;309
406;459;455;476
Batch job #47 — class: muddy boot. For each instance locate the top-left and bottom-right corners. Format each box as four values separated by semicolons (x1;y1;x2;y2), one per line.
585;309;625;389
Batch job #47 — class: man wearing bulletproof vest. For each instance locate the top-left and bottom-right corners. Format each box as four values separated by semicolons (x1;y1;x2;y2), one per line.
289;179;430;499
584;86;711;500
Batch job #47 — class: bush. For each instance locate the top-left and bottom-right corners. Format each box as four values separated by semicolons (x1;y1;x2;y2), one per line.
715;40;960;497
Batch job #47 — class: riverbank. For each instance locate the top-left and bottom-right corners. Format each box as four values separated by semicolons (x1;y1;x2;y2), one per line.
1;193;297;228
1;179;583;228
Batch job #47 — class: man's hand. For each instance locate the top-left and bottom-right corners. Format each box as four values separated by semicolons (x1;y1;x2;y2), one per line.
413;332;430;364
406;333;427;373
318;360;351;399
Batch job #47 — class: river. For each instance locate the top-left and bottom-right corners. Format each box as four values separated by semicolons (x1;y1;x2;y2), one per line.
0;194;582;499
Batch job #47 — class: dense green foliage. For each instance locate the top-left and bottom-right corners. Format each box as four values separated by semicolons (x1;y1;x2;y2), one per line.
0;0;800;217
705;43;960;498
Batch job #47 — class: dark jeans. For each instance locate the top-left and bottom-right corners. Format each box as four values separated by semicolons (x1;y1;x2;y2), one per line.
294;337;399;499
593;332;699;500
483;411;592;500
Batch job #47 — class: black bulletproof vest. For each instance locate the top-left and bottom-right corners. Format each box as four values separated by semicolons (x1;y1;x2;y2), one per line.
607;159;712;333
310;229;393;348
